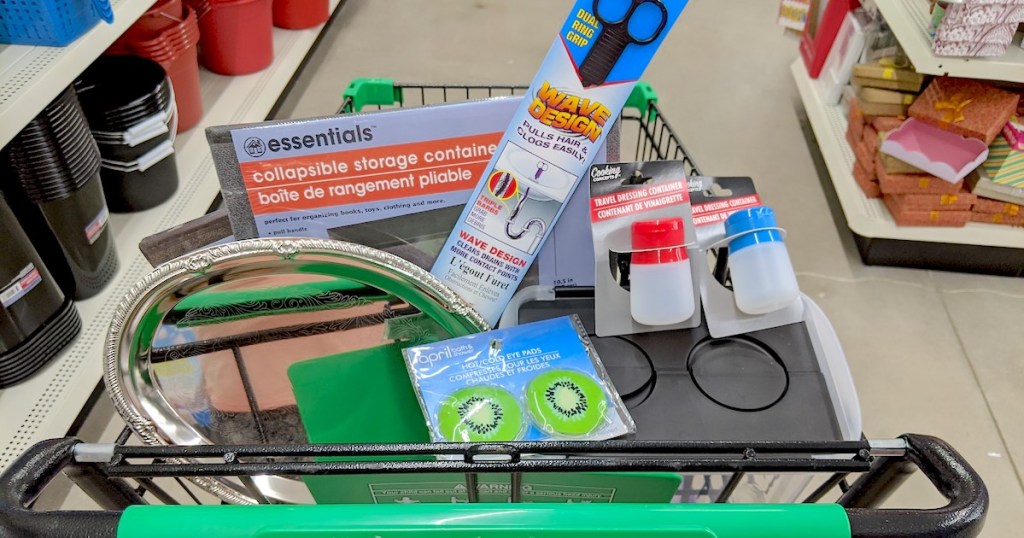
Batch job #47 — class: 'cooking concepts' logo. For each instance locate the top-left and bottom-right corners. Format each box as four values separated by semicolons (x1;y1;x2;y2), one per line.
590;165;621;182
528;81;610;143
244;125;375;158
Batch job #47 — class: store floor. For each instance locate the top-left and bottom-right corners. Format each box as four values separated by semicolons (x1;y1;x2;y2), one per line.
54;0;1022;533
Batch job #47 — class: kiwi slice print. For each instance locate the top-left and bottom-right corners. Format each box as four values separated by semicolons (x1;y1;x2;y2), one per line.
526;369;607;437
437;386;524;442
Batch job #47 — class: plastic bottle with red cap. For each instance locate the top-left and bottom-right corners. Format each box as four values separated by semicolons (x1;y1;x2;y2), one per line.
630;217;694;326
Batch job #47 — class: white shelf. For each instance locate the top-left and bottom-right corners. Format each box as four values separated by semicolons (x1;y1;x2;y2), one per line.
791;59;1024;248
0;0;159;149
875;0;1024;83
0;0;343;471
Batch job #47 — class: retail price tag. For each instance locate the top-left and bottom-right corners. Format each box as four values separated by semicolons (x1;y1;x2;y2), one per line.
882;67;895;79
904;94;915;105
1;264;42;308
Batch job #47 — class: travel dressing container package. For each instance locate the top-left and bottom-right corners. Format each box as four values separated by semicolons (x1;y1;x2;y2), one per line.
590;160;701;337
689;177;804;338
402;315;635;442
429;0;688;325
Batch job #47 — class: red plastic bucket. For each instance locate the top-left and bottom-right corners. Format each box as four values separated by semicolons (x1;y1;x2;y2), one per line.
194;0;274;75
160;43;202;132
115;0;183;46
108;5;203;132
272;0;328;29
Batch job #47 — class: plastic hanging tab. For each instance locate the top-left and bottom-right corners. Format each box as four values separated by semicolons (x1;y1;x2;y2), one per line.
608;239;697;255
706;227;787;251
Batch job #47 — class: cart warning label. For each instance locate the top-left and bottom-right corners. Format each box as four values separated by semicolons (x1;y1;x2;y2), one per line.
367;481;615;504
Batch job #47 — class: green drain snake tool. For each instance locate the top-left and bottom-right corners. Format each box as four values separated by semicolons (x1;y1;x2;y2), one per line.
526;369;607;437
437;385;525;442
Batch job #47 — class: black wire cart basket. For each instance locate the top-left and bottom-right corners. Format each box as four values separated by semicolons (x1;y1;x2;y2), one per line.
0;82;988;538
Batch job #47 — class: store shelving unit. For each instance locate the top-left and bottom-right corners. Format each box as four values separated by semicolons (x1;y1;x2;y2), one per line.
0;0;159;149
791;59;1024;274
0;0;344;471
874;0;1024;83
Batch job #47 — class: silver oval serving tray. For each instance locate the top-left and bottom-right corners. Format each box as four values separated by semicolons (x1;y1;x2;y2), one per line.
105;238;487;504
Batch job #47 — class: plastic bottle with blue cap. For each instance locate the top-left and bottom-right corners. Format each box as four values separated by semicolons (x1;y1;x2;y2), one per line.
724;206;799;315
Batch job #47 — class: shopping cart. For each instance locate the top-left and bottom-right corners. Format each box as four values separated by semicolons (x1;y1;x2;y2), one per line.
0;435;988;537
0;82;988;536
337;79;700;178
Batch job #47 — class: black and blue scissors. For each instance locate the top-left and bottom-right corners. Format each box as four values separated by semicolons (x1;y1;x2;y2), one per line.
579;0;669;87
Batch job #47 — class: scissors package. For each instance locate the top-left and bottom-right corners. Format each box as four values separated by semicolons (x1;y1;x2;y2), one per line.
430;0;688;326
589;160;701;337
402;315;635;442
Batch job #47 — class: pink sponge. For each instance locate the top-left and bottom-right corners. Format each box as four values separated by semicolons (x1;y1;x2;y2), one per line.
884;196;970;227
970;211;1024;226
853;160;881;198
875;158;964;194
972;196;1023;215
886;191;976;211
872;116;905;133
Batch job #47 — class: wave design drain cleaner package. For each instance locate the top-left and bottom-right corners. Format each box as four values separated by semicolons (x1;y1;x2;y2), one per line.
430;0;688;325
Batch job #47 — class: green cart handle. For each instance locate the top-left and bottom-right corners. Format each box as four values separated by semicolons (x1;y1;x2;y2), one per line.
340;78;659;120
0;435;987;538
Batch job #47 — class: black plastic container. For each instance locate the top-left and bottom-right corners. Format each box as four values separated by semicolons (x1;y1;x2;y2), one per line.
0;193;82;389
100;151;179;212
2;86;119;300
36;173;120;298
77;56;179;212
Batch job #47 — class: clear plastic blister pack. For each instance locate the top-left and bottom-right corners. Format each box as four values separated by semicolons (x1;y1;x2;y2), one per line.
402;315;635;442
589;160;703;337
